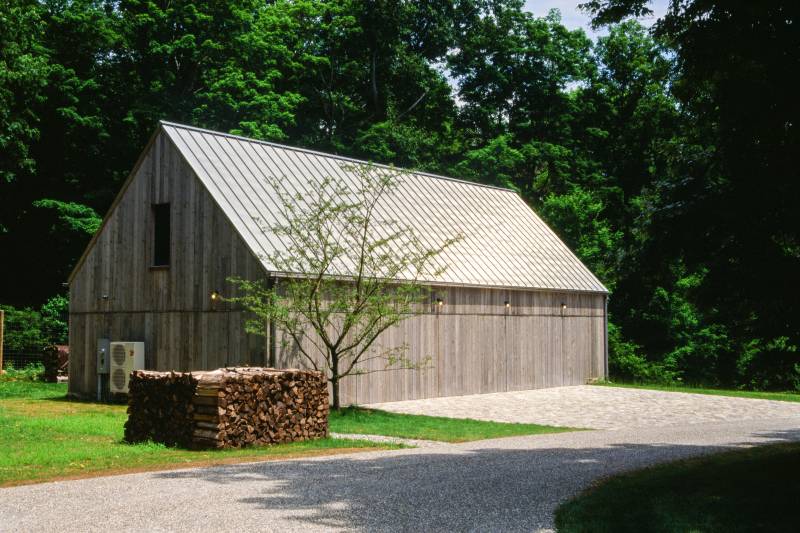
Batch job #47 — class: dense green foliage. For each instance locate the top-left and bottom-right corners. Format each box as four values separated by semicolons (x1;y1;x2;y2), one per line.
555;442;800;532
1;0;797;390
0;294;68;354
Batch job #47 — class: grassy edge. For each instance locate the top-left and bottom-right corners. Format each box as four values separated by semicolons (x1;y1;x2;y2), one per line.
554;442;800;532
0;442;400;488
330;406;581;442
594;381;800;403
1;382;580;487
0;383;405;487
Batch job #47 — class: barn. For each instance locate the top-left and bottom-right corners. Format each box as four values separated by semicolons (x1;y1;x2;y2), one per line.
67;121;609;403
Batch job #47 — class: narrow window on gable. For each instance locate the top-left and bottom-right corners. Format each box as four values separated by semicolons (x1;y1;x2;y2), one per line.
153;203;171;267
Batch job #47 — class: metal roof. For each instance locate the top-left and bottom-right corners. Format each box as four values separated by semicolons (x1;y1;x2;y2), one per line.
161;121;608;293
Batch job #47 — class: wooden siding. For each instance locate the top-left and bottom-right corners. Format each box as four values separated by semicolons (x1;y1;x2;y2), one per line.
277;288;605;405
69;131;607;402
69;132;267;396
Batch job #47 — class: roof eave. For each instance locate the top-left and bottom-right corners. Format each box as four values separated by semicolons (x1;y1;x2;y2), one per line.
66;125;165;284
266;270;609;295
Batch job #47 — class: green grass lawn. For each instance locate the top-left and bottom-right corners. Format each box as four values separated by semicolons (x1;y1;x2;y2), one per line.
330;405;575;442
555;443;800;532
0;381;574;486
595;381;800;403
0;382;393;486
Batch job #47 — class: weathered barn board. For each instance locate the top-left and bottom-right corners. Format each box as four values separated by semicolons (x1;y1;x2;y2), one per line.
269;289;605;405
68;132;268;396
69;122;609;403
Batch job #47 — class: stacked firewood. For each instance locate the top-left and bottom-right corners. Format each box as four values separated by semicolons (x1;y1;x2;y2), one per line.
124;367;329;449
193;367;329;448
42;345;61;383
124;370;198;447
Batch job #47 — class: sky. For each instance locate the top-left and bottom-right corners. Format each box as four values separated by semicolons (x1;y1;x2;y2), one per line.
523;0;669;38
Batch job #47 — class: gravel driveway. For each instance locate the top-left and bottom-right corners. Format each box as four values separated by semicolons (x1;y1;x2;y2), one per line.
368;385;800;429
2;415;800;532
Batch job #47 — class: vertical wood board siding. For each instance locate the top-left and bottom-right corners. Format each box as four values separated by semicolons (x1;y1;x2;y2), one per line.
274;303;605;405
69;132;267;396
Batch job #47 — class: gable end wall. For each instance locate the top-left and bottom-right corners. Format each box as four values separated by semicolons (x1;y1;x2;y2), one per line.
68;132;267;397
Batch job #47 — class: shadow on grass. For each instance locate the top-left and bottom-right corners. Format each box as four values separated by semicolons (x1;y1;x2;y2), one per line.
152;428;800;531
43;396;127;406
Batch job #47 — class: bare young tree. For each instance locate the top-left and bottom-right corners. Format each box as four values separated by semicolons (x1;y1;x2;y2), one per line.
229;163;460;409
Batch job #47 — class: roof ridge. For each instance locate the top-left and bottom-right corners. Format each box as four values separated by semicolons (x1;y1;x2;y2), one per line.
159;120;516;193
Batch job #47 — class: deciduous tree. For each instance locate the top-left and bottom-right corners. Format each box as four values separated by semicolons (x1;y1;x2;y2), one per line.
229;164;460;409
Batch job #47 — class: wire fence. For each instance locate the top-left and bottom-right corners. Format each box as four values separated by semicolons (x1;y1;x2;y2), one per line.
1;309;68;372
3;351;49;369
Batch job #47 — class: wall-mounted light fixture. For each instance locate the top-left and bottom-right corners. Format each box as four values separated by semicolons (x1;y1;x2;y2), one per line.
504;300;511;310
211;291;221;302
436;298;444;307
561;302;567;310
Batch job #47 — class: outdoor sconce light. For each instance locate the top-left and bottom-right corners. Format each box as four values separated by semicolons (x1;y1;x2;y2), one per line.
211;291;221;304
504;300;511;308
436;298;444;307
561;302;568;311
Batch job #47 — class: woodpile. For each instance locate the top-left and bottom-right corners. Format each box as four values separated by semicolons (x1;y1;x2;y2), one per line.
43;345;69;382
124;371;197;447
124;367;329;449
42;345;60;383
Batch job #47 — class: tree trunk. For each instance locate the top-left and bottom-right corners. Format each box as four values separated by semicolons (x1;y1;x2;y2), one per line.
331;378;340;410
331;351;341;410
371;50;379;115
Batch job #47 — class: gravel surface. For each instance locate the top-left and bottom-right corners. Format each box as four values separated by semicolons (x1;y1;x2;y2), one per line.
2;417;799;532
367;385;800;429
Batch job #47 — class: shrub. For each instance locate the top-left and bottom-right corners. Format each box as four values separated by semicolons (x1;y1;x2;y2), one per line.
0;362;45;382
608;321;679;385
0;294;68;354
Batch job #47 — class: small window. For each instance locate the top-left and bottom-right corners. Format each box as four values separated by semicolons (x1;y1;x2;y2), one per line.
153;203;171;267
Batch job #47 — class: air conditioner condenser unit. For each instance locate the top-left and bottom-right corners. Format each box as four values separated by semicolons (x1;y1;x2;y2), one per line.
109;341;145;394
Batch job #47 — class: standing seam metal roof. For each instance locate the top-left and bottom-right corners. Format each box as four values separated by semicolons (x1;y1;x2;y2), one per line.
161;121;608;293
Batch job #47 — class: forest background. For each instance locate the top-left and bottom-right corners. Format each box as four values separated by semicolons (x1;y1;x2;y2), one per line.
1;0;797;390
